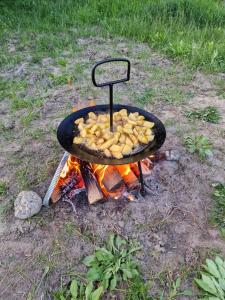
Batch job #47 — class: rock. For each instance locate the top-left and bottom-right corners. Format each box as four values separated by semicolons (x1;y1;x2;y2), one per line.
14;191;42;219
165;150;181;161
2;119;15;130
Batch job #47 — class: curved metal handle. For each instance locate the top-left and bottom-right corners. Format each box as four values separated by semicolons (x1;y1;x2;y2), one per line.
92;58;130;87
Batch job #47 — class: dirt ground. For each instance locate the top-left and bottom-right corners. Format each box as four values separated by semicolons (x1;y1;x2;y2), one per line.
0;37;225;299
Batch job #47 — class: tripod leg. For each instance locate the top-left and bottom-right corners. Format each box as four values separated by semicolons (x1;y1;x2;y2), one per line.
138;161;145;196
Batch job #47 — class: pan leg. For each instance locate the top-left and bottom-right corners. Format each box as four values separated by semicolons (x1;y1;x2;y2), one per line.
138;161;145;196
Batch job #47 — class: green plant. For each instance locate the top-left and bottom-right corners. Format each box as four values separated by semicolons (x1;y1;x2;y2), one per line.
83;234;141;290
195;256;225;299
54;279;104;300
0;181;7;196
185;106;221;123
165;278;192;300
124;277;153;300
211;183;225;231
184;135;213;160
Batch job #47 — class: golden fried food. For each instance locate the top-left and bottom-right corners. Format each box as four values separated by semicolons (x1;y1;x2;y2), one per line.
73;109;154;158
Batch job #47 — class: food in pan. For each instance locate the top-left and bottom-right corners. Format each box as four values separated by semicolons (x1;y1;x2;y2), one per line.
73;109;154;158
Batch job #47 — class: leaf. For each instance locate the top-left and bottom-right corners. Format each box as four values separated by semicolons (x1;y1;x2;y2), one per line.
85;281;93;300
180;289;193;296
83;255;96;267
102;279;109;289
122;268;133;279
87;268;101;281
115;235;126;250
201;274;218;295
90;286;104;300
175;277;181;288
70;280;78;299
107;234;115;252
110;276;117;290
195;278;217;295
205;259;221;278
95;249;112;262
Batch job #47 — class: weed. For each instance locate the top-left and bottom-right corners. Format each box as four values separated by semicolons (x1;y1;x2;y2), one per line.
83;234;141;290
54;279;104;300
165;277;192;299
0;181;7;196
185;106;221;123
195;256;225;299
184;135;212;160
124;277;152;300
210;183;225;232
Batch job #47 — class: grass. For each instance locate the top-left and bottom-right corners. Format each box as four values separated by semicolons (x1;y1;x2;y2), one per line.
214;78;225;98
0;181;7;196
210;183;225;233
135;87;194;106
0;0;225;72
185;106;221;123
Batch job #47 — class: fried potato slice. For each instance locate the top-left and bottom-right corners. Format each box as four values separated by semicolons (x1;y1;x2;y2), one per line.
75;118;84;124
122;144;132;155
111;151;123;159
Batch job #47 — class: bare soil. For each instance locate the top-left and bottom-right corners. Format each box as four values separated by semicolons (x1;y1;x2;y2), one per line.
0;37;225;299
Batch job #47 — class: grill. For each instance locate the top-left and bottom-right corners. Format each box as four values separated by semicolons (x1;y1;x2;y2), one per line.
56;58;166;196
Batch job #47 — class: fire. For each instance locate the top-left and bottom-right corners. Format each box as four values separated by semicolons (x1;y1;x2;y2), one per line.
51;154;155;204
60;156;80;178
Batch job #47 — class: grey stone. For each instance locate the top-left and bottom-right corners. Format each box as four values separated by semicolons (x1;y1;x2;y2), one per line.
14;191;42;219
2;119;15;130
165;150;181;161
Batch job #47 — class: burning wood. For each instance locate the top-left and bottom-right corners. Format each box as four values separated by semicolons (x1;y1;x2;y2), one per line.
116;165;139;190
80;162;104;204
51;156;84;203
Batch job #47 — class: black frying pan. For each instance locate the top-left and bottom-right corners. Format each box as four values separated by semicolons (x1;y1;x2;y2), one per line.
57;59;166;165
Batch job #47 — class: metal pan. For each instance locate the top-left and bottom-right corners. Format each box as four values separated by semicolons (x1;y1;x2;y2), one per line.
57;104;166;165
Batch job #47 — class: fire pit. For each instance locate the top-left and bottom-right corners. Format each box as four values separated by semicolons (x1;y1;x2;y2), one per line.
43;58;166;206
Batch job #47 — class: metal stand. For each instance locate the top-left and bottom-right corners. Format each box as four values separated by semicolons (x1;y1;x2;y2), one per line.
138;161;145;196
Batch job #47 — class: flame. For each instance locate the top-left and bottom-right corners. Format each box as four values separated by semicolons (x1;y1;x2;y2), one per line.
60;156;80;178
91;164;109;196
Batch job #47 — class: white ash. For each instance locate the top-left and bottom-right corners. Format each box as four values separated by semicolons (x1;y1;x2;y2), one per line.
14;191;42;219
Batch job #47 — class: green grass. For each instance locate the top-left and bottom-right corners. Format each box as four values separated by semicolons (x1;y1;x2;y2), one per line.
135;87;194;106
0;0;225;72
0;181;7;196
185;106;221;123
210;183;225;233
214;78;225;98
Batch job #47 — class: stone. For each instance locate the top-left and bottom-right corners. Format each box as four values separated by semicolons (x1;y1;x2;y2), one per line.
165;150;181;161
2;119;15;130
14;191;42;219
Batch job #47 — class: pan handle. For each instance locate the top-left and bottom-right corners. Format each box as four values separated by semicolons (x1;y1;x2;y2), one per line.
91;58;130;87
91;58;131;131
